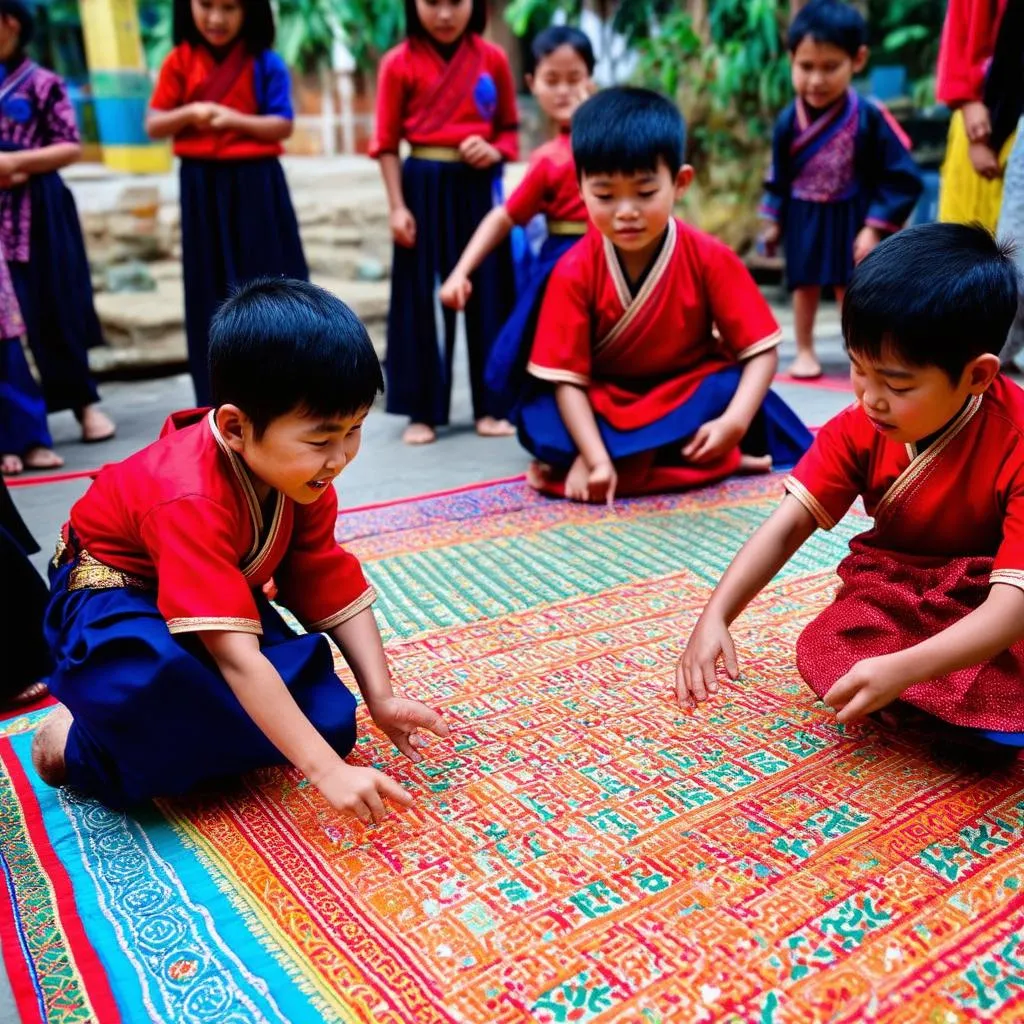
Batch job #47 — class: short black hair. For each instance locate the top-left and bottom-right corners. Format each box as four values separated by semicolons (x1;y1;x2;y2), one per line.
527;25;595;76
787;0;867;57
209;279;384;436
173;0;275;53
571;86;685;180
0;1;34;49
843;223;1020;382
404;0;486;40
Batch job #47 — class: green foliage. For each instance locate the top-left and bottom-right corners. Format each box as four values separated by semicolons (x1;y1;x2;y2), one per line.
868;0;945;107
505;0;582;37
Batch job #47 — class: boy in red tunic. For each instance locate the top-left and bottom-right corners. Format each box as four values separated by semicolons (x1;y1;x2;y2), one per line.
520;87;812;503
678;223;1024;751
32;279;449;814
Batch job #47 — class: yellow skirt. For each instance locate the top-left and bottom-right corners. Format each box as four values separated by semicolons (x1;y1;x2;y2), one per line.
939;110;1017;230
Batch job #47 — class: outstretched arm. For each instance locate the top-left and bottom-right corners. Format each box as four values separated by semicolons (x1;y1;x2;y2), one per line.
440;205;515;309
677;494;817;703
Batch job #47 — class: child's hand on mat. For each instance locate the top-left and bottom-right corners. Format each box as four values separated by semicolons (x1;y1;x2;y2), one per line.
676;616;739;706
822;655;907;724
315;762;414;824
683;416;744;465
853;226;883;265
369;696;450;764
565;455;617;505
968;142;1001;180
440;272;472;310
390;207;417;248
460;135;502;169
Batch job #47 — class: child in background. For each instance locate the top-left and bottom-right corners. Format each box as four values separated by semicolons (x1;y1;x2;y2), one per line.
761;0;922;380
1;236;62;474
32;280;449;814
0;0;115;444
440;25;595;417
678;224;1024;754
371;0;519;446
521;87;812;504
147;0;307;406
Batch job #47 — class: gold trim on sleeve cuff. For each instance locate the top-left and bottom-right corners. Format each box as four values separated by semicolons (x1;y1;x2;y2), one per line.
784;476;836;530
526;362;590;387
166;617;263;635
307;587;378;633
989;570;1024;592
738;329;784;361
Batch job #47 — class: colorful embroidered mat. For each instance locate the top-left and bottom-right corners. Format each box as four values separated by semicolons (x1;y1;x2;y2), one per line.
3;475;1024;1023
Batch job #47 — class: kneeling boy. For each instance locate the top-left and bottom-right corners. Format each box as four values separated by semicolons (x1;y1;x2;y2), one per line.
33;279;449;817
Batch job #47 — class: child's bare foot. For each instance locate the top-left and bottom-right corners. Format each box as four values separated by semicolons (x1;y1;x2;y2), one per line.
475;416;515;438
5;681;48;708
785;353;822;380
23;446;64;471
31;705;73;787
738;453;772;475
78;405;116;444
526;459;559;491
402;422;436;445
1;453;22;475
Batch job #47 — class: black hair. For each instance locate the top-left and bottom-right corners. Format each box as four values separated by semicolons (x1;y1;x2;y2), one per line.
173;0;275;54
527;25;595;76
843;223;1020;382
571;86;685;180
0;1;34;53
209;278;384;436
404;0;486;40
787;0;867;57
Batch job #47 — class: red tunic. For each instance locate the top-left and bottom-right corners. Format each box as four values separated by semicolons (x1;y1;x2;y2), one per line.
936;0;1008;105
369;34;519;161
149;42;293;159
66;410;375;637
527;218;782;431
504;131;587;226
786;375;1024;729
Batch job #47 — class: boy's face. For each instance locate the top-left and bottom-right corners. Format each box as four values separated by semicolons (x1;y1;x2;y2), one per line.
527;45;592;127
217;405;371;505
790;37;867;110
849;348;1000;445
579;160;692;258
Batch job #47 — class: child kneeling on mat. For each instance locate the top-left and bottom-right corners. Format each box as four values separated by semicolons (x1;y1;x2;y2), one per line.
33;279;449;815
677;223;1024;757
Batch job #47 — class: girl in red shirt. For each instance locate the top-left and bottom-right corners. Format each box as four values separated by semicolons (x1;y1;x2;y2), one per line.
371;0;520;445
147;0;307;406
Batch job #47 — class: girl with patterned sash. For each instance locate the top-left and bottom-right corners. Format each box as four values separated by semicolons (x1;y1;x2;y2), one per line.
520;88;812;503
761;1;922;380
0;234;61;475
679;224;1024;757
440;26;595;418
371;0;520;445
147;0;307;406
0;1;115;444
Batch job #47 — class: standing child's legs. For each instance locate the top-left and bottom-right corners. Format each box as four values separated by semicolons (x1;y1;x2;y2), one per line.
790;286;823;379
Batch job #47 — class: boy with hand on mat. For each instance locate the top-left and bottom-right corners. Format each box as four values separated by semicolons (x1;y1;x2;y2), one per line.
677;223;1024;755
32;279;449;817
518;87;812;503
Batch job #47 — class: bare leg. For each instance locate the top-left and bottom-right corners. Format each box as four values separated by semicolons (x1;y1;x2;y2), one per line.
475;416;516;437
402;422;437;445
788;286;822;379
77;404;116;444
31;704;73;787
738;453;772;474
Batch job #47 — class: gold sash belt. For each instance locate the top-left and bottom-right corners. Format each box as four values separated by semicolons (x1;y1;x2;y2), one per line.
53;536;152;592
547;220;588;236
409;145;462;163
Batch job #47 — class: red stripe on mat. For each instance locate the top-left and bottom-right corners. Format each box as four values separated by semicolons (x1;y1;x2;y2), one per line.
5;467;103;489
774;373;852;392
0;739;122;1023
339;473;527;514
0;696;55;723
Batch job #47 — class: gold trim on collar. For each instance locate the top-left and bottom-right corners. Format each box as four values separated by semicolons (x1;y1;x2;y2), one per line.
597;218;678;356
207;410;285;580
874;394;983;521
